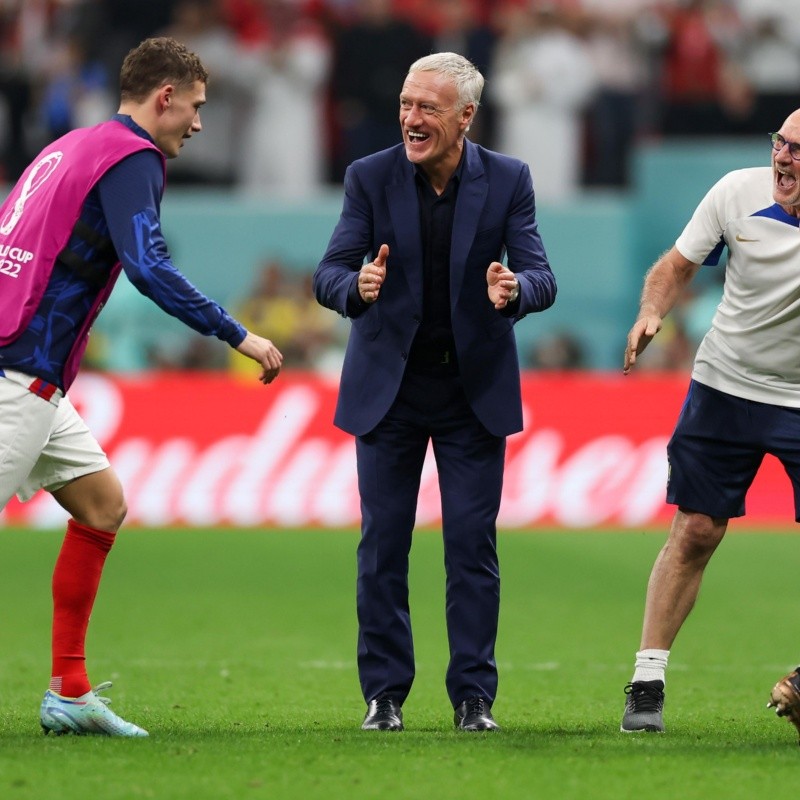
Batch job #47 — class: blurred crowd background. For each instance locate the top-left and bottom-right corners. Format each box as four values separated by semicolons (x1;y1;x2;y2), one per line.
0;0;792;374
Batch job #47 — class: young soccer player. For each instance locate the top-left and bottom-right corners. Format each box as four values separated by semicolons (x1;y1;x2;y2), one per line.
0;37;282;736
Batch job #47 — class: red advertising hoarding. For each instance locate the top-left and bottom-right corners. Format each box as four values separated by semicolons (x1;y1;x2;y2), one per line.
1;371;794;529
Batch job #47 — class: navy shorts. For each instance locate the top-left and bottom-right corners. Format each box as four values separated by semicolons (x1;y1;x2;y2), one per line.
667;380;800;520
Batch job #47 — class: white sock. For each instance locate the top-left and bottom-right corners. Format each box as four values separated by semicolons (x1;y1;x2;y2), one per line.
632;648;669;685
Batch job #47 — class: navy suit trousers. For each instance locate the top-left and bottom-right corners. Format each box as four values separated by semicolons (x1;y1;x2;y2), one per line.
355;368;505;708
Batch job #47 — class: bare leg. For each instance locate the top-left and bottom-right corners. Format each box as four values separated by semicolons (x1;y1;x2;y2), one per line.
52;468;127;532
640;507;728;650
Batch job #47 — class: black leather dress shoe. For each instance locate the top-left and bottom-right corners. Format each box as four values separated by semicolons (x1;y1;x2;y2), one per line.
361;696;404;731
454;697;500;731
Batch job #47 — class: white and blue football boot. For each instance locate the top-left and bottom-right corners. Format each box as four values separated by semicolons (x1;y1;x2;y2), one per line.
40;681;148;737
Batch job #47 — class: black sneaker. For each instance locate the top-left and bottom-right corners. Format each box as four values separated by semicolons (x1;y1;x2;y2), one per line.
620;680;665;732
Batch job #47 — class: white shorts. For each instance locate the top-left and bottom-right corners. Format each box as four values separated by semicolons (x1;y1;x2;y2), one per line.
0;370;110;506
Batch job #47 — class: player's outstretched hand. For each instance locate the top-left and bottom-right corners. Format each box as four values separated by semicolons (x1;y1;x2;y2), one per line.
623;315;661;374
487;261;518;310
236;331;283;384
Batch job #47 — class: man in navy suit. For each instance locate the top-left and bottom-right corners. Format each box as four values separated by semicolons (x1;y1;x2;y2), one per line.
313;52;556;732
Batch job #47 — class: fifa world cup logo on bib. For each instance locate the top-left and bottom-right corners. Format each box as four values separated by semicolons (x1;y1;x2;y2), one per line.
0;152;63;236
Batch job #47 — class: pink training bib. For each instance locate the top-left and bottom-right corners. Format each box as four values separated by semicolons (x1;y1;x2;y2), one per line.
0;120;163;348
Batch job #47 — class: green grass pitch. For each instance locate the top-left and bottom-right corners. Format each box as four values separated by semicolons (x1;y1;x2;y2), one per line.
0;527;798;799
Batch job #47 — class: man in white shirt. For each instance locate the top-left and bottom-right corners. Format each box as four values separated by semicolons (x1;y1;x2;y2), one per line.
619;108;800;741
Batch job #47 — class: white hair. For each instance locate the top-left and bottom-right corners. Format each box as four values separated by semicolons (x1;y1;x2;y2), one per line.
407;52;484;112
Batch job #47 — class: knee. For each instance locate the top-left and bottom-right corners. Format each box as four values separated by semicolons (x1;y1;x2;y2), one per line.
104;495;128;532
670;510;726;563
78;493;127;533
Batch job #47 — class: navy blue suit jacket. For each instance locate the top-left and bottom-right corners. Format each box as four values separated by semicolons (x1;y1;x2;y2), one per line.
314;139;556;438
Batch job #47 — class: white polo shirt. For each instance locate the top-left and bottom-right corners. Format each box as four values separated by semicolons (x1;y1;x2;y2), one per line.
676;166;800;407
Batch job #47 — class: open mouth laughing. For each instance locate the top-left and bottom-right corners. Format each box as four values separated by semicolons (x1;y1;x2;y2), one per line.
775;166;797;192
406;130;429;145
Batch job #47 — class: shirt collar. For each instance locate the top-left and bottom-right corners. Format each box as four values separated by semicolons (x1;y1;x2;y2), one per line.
112;113;157;146
414;144;467;190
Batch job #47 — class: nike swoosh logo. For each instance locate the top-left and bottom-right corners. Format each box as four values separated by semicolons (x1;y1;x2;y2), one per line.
735;234;760;242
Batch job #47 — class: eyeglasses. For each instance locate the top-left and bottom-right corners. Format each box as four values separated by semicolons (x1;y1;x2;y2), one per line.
770;132;800;161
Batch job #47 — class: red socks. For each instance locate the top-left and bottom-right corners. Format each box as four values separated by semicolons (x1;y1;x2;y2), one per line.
49;519;116;698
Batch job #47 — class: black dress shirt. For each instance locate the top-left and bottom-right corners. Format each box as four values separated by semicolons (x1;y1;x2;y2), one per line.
407;155;465;372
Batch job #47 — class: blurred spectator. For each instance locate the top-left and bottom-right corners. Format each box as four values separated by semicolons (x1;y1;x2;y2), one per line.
632;269;728;372
329;0;431;180
735;0;800;135
633;313;694;371
0;1;34;180
160;0;250;186
392;0;496;33
0;1;180;175
228;259;344;375
577;0;660;187
295;272;348;371
223;0;273;42
625;259;726;373
84;278;178;373
6;0;116;162
228;0;332;195
38;34;113;140
526;330;586;369
656;0;752;136
429;0;494;73
95;0;178;81
490;1;596;203
428;0;497;146
173;335;231;369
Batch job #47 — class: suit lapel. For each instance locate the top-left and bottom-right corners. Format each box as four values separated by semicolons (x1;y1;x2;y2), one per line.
451;141;488;299
387;156;423;307
385;142;487;309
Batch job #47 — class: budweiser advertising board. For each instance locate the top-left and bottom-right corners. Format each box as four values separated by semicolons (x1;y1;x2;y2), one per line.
1;371;793;529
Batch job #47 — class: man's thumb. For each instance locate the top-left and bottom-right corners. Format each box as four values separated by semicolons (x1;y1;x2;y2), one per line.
375;243;389;267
